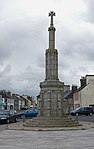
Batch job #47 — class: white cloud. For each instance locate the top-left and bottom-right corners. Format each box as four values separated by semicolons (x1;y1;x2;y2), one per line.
0;0;94;97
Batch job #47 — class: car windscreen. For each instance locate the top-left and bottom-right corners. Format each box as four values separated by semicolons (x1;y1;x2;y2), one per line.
0;111;10;115
75;107;80;111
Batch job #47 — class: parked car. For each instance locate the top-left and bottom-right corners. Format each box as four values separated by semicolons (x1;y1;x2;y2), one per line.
0;110;18;124
70;107;94;116
17;107;38;118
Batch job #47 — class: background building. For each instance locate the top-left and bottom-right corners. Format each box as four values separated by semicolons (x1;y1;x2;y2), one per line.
73;75;94;110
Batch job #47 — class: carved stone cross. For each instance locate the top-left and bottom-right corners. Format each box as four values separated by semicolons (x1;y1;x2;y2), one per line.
49;11;55;26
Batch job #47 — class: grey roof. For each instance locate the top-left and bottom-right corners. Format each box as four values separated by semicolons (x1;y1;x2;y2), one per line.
64;90;71;99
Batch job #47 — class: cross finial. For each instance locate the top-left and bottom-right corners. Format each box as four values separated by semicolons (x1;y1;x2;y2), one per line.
49;11;55;26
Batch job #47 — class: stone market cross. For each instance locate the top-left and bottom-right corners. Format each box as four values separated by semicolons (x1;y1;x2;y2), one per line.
26;11;81;127
49;11;55;26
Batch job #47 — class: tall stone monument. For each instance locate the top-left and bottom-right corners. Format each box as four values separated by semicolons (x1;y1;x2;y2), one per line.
39;11;64;117
25;11;81;127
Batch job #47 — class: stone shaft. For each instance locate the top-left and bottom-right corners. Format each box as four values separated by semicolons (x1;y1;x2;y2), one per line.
39;11;64;117
45;49;58;80
46;11;58;80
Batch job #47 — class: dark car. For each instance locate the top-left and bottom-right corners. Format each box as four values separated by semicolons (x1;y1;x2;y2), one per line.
18;107;38;118
0;110;18;124
70;107;94;116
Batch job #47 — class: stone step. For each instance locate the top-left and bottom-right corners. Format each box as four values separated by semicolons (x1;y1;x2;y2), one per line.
24;116;82;128
24;123;81;128
26;119;78;125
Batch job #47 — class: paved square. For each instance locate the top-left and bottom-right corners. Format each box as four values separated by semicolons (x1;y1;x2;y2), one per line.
0;129;94;149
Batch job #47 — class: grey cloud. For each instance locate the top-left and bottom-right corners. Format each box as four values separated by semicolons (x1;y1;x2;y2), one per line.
0;15;47;65
0;30;11;60
62;66;89;87
58;23;94;63
37;55;44;68
0;47;10;61
1;0;94;97
4;65;44;96
0;68;39;96
0;64;11;77
0;19;44;52
83;0;94;23
0;16;47;96
0;64;12;91
56;20;94;86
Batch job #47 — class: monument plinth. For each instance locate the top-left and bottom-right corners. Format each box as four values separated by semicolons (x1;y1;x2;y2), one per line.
24;11;81;127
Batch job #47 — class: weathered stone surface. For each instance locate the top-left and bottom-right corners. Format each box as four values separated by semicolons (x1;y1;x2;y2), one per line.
39;80;64;117
24;116;82;127
34;11;81;127
38;11;64;118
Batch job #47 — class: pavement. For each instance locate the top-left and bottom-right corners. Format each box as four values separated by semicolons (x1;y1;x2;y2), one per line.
6;119;94;131
0;126;94;149
0;119;94;149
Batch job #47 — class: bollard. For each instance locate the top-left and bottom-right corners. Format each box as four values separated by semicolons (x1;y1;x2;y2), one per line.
75;113;78;121
6;124;9;130
22;115;25;122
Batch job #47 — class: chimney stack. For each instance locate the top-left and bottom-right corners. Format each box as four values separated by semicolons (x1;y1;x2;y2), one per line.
80;76;86;87
72;85;77;92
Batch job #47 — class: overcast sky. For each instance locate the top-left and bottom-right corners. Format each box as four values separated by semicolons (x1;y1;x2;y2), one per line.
0;0;94;98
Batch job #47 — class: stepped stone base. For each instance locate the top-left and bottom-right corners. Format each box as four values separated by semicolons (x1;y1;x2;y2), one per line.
24;116;82;128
